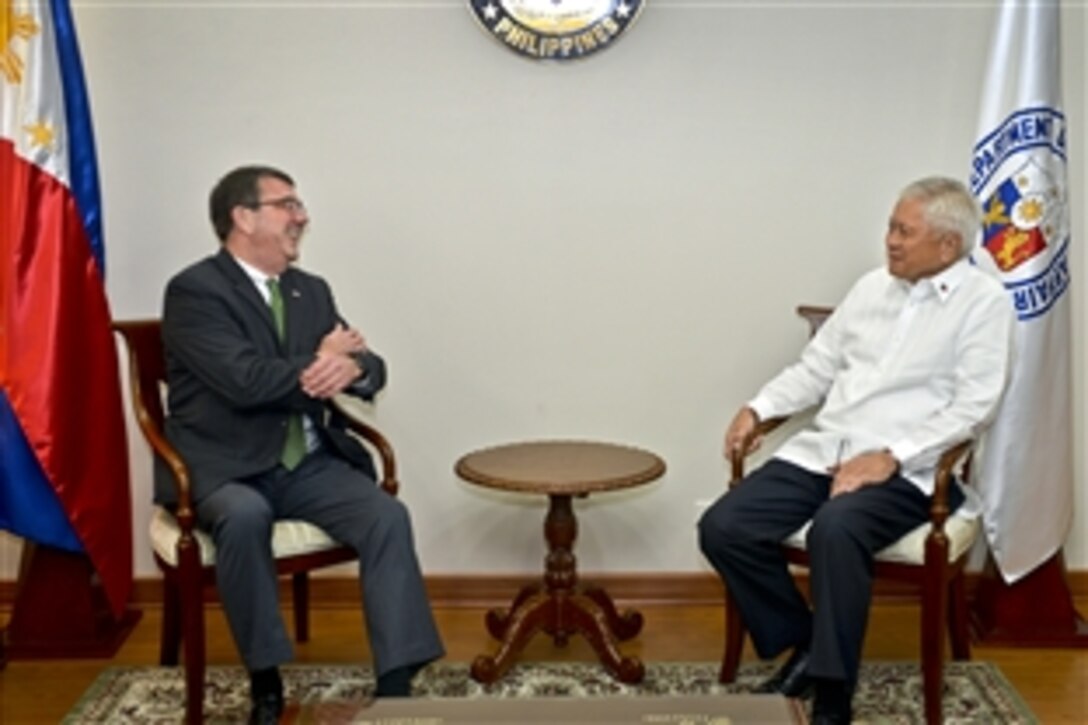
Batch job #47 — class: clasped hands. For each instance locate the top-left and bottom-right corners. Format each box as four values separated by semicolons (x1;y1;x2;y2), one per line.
299;324;367;399
723;406;899;497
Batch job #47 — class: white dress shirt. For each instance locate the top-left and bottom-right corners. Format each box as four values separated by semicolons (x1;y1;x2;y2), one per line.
749;259;1014;506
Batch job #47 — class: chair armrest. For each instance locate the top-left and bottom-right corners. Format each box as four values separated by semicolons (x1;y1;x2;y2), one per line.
113;321;197;532
928;439;974;531
727;416;974;531
138;420;199;532
796;305;833;337
331;396;399;497
729;416;789;486
725;306;828;486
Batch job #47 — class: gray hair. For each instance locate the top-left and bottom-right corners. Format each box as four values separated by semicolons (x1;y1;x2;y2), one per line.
899;177;981;256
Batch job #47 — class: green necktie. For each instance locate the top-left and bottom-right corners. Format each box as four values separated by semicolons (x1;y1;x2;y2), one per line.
266;278;307;470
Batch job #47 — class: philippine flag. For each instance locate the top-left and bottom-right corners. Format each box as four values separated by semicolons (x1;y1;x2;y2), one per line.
0;0;132;617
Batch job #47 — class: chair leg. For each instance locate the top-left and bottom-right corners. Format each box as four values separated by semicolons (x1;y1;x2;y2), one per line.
293;572;310;643
720;588;746;683
160;573;182;666
178;552;206;724
947;572;971;661
921;569;947;725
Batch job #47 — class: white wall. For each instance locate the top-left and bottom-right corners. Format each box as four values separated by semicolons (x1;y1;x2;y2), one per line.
2;0;1085;579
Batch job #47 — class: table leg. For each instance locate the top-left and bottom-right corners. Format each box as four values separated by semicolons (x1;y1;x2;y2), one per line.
472;493;646;684
471;591;552;684
582;584;644;641
565;592;646;683
485;582;542;640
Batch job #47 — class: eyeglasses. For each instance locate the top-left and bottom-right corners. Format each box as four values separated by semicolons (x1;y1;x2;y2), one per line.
248;196;306;215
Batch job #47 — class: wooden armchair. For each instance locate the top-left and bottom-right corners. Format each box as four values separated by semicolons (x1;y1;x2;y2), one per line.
113;319;399;724
717;306;979;725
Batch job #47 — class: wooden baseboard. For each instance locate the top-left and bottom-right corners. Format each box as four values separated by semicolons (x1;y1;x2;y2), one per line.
2;569;1077;611
3;570;1087;611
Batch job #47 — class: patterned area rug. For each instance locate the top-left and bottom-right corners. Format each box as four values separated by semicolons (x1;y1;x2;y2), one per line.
65;660;1037;724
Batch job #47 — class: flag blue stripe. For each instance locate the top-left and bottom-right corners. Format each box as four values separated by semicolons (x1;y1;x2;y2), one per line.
0;393;82;551
49;0;105;277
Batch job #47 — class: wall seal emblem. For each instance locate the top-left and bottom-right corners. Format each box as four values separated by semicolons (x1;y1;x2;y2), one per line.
468;1;644;61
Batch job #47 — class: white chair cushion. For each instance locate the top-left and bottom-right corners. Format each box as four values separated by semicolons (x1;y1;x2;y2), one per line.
783;512;980;565
149;506;343;568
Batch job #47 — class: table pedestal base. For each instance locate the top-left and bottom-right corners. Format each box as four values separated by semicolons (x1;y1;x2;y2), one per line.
470;494;645;684
471;583;645;684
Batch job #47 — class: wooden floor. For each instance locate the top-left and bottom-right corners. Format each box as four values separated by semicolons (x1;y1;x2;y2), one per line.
2;599;1086;723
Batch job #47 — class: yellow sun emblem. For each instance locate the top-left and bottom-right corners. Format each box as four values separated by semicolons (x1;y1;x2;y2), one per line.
1;0;40;84
24;120;54;149
1018;197;1044;224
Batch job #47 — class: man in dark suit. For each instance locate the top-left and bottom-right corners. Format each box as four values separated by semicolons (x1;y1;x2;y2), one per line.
160;165;444;724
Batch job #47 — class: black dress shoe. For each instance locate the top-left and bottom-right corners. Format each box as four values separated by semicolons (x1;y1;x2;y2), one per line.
248;691;284;725
811;677;853;724
755;647;813;698
811;714;851;725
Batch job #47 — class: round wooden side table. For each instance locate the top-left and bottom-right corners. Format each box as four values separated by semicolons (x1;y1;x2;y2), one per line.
455;440;666;684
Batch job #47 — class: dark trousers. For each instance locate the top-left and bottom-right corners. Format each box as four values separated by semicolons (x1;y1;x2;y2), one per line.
698;459;961;684
196;450;445;676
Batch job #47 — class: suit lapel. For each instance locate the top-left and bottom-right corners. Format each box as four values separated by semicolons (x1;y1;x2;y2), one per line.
280;268;306;353
212;249;280;346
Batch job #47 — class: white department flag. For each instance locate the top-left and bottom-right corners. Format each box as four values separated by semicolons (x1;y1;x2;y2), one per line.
969;0;1072;583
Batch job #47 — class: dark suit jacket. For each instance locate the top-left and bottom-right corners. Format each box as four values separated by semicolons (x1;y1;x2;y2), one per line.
156;249;386;505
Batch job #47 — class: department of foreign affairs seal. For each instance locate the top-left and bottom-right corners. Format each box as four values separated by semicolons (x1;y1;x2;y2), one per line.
469;0;644;61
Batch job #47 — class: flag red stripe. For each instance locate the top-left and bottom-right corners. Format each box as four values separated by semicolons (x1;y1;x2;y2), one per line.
0;139;132;616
